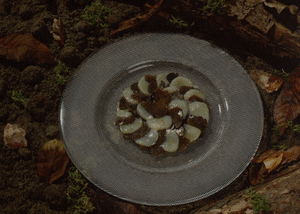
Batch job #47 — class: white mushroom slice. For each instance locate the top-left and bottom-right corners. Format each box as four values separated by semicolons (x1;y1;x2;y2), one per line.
117;107;132;118
156;73;169;86
135;129;158;147
189;102;209;122
138;76;150;95
122;87;138;104
137;103;153;120
146;116;172;131
168;99;189;118
184;89;205;101
184;124;201;143
170;76;194;88
160;129;179;152
163;86;178;93
120;118;143;134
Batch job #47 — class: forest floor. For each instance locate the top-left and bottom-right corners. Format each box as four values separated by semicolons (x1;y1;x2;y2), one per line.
1;0;300;213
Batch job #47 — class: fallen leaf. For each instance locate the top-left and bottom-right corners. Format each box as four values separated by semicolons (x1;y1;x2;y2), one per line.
250;69;283;93
3;123;27;149
0;33;55;64
274;69;300;135
282;146;300;164
37;139;69;184
110;0;164;35
51;18;65;45
263;153;283;173
250;146;300;185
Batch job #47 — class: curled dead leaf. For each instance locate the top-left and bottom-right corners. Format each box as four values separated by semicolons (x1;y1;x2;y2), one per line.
37;139;69;184
274;70;300;135
250;146;300;185
250;69;283;93
110;0;164;35
263;153;283;173
0;33;55;64
51;18;65;45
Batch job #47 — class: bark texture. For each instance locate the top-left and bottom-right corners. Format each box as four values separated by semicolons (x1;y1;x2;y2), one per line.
192;163;300;213
159;0;300;67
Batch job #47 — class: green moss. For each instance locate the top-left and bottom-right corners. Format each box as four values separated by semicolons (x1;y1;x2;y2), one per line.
272;68;289;80
246;187;270;213
273;121;300;135
169;15;188;27
11;90;28;107
204;0;228;14
272;144;288;150
81;1;113;27
66;167;95;214
53;61;68;85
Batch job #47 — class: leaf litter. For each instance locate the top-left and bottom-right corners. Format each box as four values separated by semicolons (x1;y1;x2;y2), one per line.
250;146;300;185
250;69;283;93
37;138;69;184
0;33;55;64
51;19;65;45
274;69;300;135
110;0;164;35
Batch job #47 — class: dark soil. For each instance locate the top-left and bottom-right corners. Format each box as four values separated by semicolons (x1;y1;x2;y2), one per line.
1;0;300;213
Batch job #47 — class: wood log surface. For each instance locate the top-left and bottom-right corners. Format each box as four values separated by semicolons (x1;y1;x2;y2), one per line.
192;162;300;213
153;0;300;70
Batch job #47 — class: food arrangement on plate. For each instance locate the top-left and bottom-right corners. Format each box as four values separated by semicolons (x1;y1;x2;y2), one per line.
115;73;210;156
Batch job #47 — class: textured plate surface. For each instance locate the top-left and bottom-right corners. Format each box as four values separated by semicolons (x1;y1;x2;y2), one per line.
59;33;263;206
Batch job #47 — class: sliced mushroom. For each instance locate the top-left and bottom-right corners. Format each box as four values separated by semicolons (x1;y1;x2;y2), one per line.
137;103;153;120
168;99;189;119
163;86;178;93
146;116;172;131
122;87;138;104
117;107;132;118
160;129;179;152
120;118;143;134
115;116;135;126
135;129;158;147
183;124;201;143
184;89;205;101
138;76;150;95
156;73;169;86
123;123;150;140
189;101;209;122
170;76;194;88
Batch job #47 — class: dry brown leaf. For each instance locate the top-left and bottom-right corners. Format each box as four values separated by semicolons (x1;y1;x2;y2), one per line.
263;153;283;173
51;18;65;45
250;69;283;93
0;33;55;64
37;139;69;184
282;146;300;164
250;146;300;185
274;69;300;135
252;149;275;163
110;0;164;35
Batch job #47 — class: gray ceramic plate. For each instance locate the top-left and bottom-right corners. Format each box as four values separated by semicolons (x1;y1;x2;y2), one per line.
59;33;263;206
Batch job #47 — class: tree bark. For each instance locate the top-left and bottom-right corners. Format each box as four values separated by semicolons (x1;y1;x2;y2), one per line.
158;0;300;69
191;162;300;213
